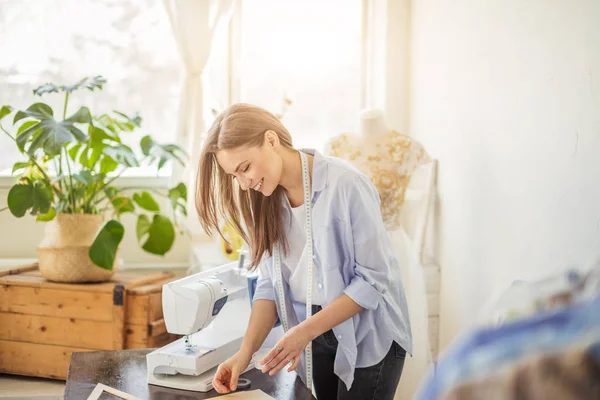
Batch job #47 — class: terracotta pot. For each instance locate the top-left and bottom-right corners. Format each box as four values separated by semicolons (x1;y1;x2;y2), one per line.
37;214;118;282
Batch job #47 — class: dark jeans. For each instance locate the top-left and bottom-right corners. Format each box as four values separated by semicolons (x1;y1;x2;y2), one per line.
311;305;406;400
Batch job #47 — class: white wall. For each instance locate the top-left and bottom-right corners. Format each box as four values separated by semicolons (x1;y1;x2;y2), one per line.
409;0;600;350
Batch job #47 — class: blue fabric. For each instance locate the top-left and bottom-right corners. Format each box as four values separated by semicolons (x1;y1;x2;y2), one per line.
416;295;600;400
252;149;412;390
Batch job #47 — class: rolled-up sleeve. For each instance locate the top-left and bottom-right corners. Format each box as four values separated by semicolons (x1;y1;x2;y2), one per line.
252;259;276;302
343;174;392;310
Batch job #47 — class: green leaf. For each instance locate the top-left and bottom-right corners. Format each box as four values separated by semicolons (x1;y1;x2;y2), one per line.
89;219;124;270
72;187;86;202
95;115;117;133
14;106;90;156
168;182;187;202
73;171;94;185
7;184;33;217
14;103;54;124
146;141;188;170
15;122;42;151
100;156;118;174
17;120;40;135
111;196;135;215
96;113;137;133
68;143;82;162
31;120;87;156
168;183;187;216
103;145;139;167
61;76;107;94
90;124;118;145
104;187;119;200
87;147;104;168
136;214;151;242
78;146;90;167
34;76;107;96
113;111;142;128
80;170;95;183
7;181;52;217
32;83;60;96
162;143;187;154
141;215;175;255
0;105;12;121
12;161;31;174
157;158;168;171
36;207;56;222
133;191;160;212
64;106;92;124
81;125;116;169
140;135;153;156
72;173;86;184
31;181;53;215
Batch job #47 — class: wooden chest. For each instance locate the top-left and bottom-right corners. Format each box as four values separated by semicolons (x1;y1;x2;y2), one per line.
0;264;180;380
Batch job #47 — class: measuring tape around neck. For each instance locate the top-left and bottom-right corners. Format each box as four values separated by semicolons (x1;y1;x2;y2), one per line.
273;151;314;391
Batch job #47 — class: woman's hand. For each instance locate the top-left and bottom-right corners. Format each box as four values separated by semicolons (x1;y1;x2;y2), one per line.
212;350;252;393
259;325;311;376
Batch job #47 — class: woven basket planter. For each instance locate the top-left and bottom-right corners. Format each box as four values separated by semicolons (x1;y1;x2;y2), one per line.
37;214;118;283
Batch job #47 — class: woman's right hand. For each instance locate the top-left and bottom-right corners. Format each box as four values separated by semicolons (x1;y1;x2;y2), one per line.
212;350;253;394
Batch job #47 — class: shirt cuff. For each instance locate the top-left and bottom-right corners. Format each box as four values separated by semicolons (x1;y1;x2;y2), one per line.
252;280;276;303
343;275;382;310
252;292;275;303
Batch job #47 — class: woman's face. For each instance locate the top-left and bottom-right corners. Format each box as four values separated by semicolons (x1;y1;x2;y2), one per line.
216;131;282;196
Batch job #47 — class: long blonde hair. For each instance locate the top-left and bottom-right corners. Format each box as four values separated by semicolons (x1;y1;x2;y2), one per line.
196;103;293;269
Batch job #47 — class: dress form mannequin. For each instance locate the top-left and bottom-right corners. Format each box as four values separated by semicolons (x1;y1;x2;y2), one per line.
325;108;430;230
359;109;389;137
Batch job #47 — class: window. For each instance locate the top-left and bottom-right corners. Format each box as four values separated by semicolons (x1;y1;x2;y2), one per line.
0;0;182;176
233;0;363;151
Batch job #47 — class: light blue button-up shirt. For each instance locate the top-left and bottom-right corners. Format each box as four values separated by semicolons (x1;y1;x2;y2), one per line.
253;149;412;390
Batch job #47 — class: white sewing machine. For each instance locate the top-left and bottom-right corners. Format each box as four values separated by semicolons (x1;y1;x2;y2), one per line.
146;261;254;392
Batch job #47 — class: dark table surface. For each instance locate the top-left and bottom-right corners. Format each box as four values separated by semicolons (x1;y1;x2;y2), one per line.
64;349;315;399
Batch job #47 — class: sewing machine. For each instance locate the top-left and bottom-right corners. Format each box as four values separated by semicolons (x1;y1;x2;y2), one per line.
146;261;254;392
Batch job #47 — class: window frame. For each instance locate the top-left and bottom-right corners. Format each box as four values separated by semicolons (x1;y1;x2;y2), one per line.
0;0;183;187
1;0;373;188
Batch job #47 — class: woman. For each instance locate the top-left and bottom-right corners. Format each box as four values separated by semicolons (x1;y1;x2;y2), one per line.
196;103;412;400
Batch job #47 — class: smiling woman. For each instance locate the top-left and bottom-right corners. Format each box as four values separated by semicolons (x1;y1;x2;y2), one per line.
196;103;294;268
196;103;411;399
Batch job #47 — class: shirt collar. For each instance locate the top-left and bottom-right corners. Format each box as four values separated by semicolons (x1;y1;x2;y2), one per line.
281;148;327;231
298;148;328;194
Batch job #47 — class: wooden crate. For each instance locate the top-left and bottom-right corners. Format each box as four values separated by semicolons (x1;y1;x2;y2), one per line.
0;264;180;380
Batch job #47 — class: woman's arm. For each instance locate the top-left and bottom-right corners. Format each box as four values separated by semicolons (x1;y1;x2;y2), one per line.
212;299;278;393
239;299;279;357
259;294;363;375
300;293;362;341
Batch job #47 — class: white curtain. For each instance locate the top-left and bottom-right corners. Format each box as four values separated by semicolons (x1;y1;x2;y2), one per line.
362;0;410;133
163;0;237;263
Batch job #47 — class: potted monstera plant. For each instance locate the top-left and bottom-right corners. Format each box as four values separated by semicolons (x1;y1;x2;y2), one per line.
0;76;188;282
